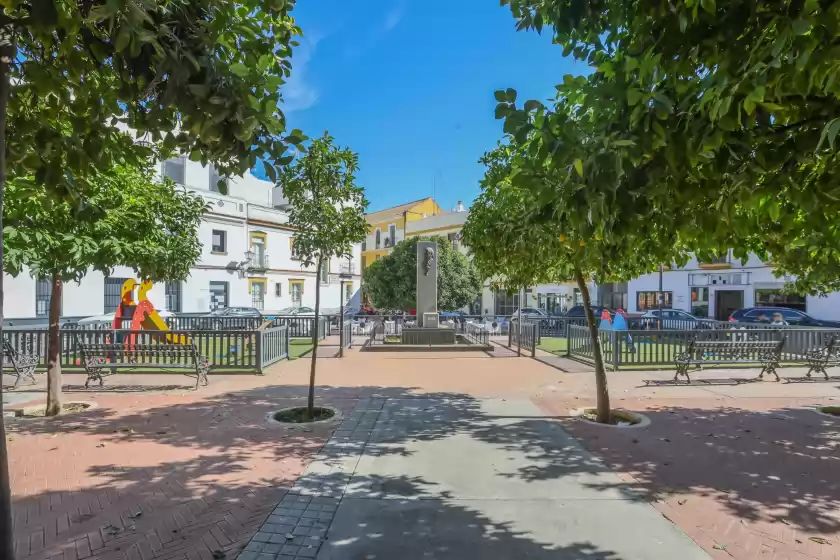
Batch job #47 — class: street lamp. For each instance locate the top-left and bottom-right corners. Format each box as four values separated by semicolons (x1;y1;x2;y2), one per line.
339;270;353;357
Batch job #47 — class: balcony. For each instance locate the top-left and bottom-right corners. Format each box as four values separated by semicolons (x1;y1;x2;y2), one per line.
699;254;731;270
249;253;269;272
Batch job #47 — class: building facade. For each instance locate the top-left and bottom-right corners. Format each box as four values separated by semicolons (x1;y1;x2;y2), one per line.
5;158;362;321
360;198;442;272
626;252;840;321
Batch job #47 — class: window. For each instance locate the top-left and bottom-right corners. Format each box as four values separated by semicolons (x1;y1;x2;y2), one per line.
212;229;226;253
320;260;329;284
387;224;396;246
165;281;182;312
361;255;367;270
290;237;301;261
345;282;353;303
448;232;459;251
754;289;806;312
375;228;381;249
493;289;519;316
209;164;227;193
637;291;673;312
162;156;185;185
35;277;52;317
275;283;282;297
290;280;304;304
691;287;709;318
209;281;229;310
104;277;131;314
361;239;367;252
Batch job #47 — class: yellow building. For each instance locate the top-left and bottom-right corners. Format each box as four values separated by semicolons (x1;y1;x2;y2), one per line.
360;197;442;272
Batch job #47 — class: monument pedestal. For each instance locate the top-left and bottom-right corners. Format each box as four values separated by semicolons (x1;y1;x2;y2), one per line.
401;327;456;345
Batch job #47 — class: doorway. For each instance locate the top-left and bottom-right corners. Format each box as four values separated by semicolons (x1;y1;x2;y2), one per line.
715;290;744;321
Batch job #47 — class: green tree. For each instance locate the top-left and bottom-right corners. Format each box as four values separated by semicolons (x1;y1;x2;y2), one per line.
3;163;207;416
362;236;482;313
464;133;685;423
502;0;840;294
0;1;305;548
280;133;368;418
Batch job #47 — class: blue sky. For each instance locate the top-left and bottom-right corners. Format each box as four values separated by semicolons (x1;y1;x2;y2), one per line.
273;0;582;213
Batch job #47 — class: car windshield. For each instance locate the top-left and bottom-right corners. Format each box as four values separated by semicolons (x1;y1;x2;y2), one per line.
209;309;229;316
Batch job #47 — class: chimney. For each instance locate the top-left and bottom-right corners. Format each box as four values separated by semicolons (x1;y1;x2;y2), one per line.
456;200;464;212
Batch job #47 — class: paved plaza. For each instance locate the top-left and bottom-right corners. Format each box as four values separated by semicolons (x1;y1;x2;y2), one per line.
3;344;839;559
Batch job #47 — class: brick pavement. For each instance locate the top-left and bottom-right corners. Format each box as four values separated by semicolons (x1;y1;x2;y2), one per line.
6;347;840;559
534;375;840;560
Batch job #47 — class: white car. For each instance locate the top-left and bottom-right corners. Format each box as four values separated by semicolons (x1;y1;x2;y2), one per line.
76;310;173;327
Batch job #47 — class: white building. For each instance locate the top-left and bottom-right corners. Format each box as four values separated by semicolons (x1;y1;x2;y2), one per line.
5;157;362;321
626;252;840;321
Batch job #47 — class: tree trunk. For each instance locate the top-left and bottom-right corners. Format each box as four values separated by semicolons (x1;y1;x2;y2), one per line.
574;267;612;424
0;22;15;560
44;274;63;417
307;257;322;418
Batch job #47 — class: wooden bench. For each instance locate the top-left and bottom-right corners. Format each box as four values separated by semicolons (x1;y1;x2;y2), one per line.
674;337;785;383
3;339;40;388
77;341;210;389
805;336;840;380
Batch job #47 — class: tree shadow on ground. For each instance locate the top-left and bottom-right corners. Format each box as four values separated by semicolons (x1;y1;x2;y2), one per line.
564;404;840;538
6;384;625;560
8;381;840;557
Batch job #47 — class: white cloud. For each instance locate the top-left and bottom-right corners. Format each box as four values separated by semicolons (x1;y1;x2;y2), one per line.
382;3;405;32
284;33;323;114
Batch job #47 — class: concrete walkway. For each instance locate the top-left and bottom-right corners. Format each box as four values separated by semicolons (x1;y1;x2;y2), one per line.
241;397;710;560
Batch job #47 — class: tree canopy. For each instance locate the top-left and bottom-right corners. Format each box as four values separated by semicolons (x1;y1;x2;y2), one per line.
4;164;207;283
5;0;306;201
500;0;840;293
362;236;482;313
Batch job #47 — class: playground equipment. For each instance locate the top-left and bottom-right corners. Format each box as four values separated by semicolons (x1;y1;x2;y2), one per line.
118;279;189;344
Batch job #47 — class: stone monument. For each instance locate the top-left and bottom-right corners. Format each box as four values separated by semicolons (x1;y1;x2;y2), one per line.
400;240;455;344
416;240;438;328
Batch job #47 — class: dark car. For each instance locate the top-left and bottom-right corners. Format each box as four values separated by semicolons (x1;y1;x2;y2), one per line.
565;305;612;319
729;307;840;328
637;309;715;330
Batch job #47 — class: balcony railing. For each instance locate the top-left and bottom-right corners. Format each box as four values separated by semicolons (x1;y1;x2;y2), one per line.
250;254;269;271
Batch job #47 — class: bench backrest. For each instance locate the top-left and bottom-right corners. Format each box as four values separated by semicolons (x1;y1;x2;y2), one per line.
79;343;198;361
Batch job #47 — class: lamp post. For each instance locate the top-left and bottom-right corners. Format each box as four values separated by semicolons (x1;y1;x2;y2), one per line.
338;270;353;357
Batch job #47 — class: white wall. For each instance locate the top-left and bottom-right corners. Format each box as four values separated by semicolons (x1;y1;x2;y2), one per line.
627;253;840;320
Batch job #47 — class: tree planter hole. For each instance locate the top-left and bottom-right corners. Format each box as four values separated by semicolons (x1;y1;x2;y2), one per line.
815;406;840;418
272;406;336;424
17;402;95;418
573;408;650;428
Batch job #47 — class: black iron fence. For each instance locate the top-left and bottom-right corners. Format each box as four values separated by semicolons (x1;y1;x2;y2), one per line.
567;324;840;369
2;325;293;373
509;322;538;356
464;323;490;346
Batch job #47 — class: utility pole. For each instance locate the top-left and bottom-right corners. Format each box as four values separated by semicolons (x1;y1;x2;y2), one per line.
658;263;664;329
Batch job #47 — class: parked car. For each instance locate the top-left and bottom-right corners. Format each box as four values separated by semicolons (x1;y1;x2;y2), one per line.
277;306;315;316
204;307;263;318
510;307;547;319
638;309;715;330
729;307;840;327
77;310;174;328
565;305;612;319
198;307;263;329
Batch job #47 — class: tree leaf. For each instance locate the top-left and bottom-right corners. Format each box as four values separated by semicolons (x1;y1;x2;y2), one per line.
574;159;584;177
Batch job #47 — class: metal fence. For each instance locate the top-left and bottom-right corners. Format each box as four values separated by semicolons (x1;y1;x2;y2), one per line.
341;319;353;349
258;325;290;370
2;326;295;373
165;316;265;330
509;322;539;356
464;323;490;346
566;324;840;369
